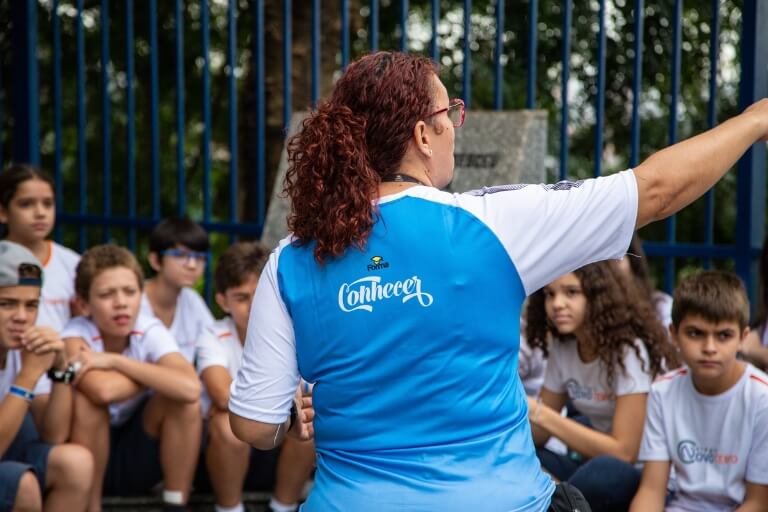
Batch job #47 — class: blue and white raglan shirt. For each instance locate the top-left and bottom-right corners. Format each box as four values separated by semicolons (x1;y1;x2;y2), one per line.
230;170;639;511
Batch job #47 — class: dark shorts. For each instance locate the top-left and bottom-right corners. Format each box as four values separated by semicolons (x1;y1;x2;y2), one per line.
1;413;51;497
103;400;163;496
193;419;281;493
0;461;35;512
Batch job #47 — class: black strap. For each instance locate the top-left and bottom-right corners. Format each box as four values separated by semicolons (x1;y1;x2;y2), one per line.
381;173;427;186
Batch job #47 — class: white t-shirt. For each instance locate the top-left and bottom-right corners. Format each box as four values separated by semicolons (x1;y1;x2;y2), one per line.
0;350;52;397
61;314;180;426
196;317;243;416
140;287;214;363
543;337;653;433
37;241;80;332
519;335;547;397
639;365;768;512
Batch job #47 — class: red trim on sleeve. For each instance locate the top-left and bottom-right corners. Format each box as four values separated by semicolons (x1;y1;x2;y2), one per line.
750;374;768;387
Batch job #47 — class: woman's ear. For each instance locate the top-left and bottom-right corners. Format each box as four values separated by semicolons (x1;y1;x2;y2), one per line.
215;292;230;314
412;121;432;157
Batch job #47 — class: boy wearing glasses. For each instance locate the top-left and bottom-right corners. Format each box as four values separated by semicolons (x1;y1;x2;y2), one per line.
141;217;215;364
0;241;92;511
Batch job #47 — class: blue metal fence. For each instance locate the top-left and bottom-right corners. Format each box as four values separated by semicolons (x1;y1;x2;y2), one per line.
3;0;767;302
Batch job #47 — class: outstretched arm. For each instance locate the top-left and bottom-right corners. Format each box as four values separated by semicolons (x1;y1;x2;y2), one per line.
634;99;768;228
629;460;670;512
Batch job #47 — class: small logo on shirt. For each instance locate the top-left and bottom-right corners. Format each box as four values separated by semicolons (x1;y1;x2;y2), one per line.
677;440;738;465
565;379;614;402
367;255;390;271
338;275;434;313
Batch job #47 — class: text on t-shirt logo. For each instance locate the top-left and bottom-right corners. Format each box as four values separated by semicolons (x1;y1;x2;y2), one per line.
676;440;738;465
338;275;434;313
367;255;390;271
565;379;614;402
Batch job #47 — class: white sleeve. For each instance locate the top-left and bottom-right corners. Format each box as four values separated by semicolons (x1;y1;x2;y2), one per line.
542;343;566;394
746;396;768;484
60;317;90;341
615;340;653;396
196;327;229;375
456;169;638;295
33;375;52;395
229;249;299;424
638;386;670;461
143;324;182;363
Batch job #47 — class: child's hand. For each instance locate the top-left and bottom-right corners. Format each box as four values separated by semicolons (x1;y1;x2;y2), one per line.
73;346;117;385
21;327;67;370
287;386;315;442
19;345;56;381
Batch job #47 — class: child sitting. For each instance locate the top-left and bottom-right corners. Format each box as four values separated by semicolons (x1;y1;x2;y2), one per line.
0;241;92;511
630;271;768;511
141;217;214;364
63;244;201;512
525;260;677;511
197;242;315;512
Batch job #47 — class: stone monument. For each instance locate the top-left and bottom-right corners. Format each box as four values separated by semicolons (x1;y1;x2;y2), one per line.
261;110;548;248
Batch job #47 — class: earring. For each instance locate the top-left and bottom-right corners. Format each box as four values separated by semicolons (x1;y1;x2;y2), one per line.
428;149;433;156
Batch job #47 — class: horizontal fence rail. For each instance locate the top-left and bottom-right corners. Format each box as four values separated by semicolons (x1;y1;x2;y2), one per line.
1;0;766;303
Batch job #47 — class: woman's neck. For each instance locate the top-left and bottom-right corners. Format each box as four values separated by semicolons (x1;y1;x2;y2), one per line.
102;333;130;353
574;330;599;363
6;235;49;265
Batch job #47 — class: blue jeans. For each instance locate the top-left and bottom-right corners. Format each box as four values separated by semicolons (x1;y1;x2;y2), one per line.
538;449;640;512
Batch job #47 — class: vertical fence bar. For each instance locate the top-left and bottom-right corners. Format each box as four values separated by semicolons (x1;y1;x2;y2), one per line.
283;0;292;131
11;1;39;166
400;0;408;51
201;0;212;299
311;0;320;106
559;0;572;180
629;0;644;168
526;0;538;109
593;0;606;177
176;0;186;217
228;0;238;243
341;0;350;69
53;0;63;241
202;1;211;225
126;0;136;250
664;0;683;292
703;0;719;269
101;0;112;242
254;0;266;234
76;0;87;251
735;0;767;306
431;0;439;62
370;0;379;52
493;0;504;110
463;0;471;107
149;0;160;220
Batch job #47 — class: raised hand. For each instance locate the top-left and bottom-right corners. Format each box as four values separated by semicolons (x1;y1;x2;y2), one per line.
21;326;67;370
72;345;117;385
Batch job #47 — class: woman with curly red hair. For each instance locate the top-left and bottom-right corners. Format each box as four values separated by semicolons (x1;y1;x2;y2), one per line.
226;49;768;511
525;260;678;511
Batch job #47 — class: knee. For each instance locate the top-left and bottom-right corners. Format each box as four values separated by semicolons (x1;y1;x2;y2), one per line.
73;391;108;428
47;444;94;493
208;414;246;452
14;471;42;512
569;456;640;510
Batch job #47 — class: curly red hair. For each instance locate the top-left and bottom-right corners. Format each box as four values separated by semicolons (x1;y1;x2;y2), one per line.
525;260;679;388
284;52;438;263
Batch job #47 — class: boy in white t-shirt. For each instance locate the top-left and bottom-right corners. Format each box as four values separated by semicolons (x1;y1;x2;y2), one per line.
630;271;768;512
141;217;214;363
63;245;202;512
0;241;92;511
198;242;315;512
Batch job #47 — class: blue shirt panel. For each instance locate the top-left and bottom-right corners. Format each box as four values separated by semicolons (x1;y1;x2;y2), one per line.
278;196;553;510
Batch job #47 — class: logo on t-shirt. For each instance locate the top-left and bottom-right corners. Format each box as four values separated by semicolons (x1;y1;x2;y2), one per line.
338;275;434;313
677;440;738;465
565;379;614;402
367;255;390;271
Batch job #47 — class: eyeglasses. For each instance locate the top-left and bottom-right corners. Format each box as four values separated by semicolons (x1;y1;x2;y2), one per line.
425;98;465;128
161;249;208;263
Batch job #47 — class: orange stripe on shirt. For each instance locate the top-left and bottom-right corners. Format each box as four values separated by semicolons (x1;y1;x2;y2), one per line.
42;240;53;267
218;332;232;339
750;374;768;387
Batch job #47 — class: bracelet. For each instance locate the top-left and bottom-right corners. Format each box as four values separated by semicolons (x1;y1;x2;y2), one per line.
9;385;35;402
532;396;543;424
287;401;298;432
47;361;81;384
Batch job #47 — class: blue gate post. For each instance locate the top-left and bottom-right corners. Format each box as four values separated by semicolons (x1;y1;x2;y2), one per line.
11;1;39;165
736;0;767;307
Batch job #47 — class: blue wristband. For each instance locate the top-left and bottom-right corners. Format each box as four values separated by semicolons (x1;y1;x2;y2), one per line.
9;385;35;402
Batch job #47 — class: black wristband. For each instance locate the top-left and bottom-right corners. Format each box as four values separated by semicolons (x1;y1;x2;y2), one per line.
287;401;298;432
47;362;78;384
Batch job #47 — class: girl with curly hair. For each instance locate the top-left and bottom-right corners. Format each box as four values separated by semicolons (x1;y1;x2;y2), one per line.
526;260;678;511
